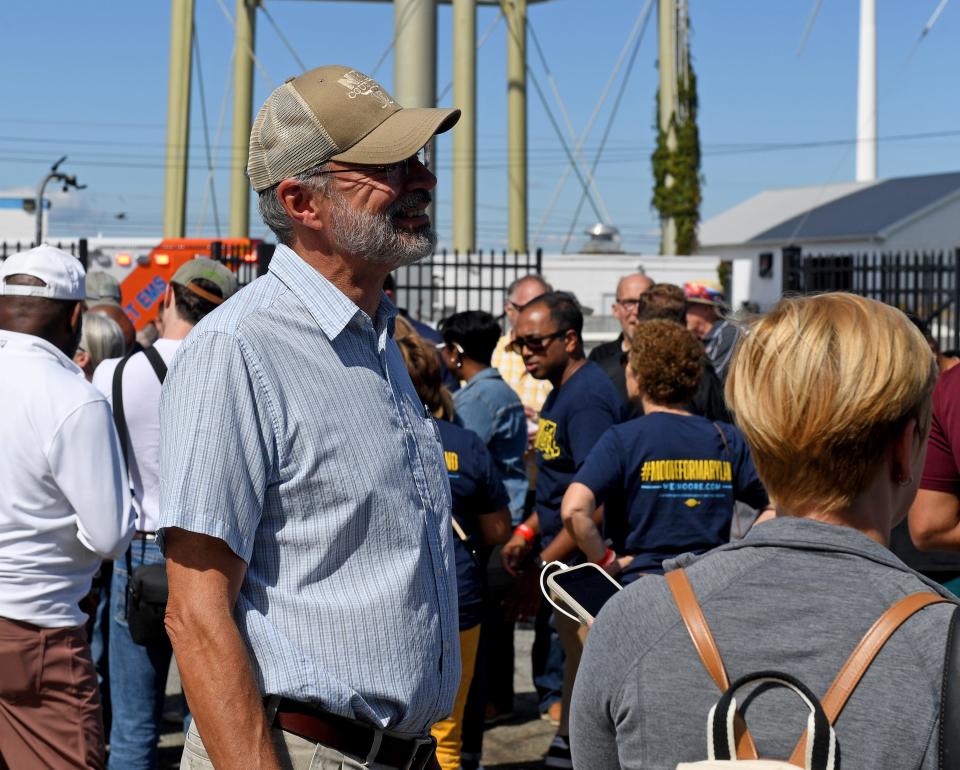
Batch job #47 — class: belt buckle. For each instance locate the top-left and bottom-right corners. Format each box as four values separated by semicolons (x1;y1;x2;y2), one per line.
401;735;436;770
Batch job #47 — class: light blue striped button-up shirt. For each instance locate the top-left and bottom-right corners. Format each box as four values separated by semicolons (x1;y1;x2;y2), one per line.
158;244;459;735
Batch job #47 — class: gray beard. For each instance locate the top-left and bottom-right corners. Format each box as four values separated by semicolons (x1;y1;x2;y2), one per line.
326;189;436;268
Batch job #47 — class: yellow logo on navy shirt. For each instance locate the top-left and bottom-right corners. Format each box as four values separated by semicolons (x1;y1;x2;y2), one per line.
640;459;732;483
534;418;561;461
685;498;700;508
444;451;460;473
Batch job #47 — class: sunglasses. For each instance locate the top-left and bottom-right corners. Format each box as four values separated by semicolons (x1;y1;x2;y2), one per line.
317;146;430;178
508;329;568;355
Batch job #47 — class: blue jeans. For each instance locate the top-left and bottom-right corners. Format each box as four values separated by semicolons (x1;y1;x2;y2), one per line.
91;562;112;738
532;599;564;712
107;539;174;770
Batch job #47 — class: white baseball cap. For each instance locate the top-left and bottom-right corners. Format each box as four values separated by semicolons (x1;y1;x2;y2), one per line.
0;245;86;301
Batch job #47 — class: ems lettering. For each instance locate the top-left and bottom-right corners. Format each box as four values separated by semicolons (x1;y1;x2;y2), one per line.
136;276;168;312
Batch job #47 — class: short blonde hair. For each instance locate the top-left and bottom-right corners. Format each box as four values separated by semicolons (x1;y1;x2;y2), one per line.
726;293;937;513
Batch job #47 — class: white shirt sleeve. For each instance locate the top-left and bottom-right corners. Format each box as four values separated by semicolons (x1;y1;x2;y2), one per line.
46;399;135;559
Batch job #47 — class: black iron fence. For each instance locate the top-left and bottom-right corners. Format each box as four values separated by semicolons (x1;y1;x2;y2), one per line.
210;241;274;286
393;249;543;324
784;247;960;351
1;239;88;269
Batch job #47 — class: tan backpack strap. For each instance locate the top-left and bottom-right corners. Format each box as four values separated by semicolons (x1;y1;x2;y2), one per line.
665;569;759;760
665;569;731;691
788;592;949;766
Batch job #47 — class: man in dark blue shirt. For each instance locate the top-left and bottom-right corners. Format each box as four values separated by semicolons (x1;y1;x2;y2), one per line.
500;291;623;768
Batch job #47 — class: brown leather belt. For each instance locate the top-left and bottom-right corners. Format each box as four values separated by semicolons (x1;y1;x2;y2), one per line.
265;697;436;770
131;531;157;541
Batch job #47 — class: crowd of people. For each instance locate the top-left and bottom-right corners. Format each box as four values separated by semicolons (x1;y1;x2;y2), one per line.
2;61;960;770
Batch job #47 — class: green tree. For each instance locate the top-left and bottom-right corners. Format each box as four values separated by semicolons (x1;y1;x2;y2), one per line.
652;50;702;254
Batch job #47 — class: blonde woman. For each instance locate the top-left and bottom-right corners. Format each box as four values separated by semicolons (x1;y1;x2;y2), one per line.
570;293;956;770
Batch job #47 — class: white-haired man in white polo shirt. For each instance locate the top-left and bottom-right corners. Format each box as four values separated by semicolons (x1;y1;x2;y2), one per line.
0;245;134;770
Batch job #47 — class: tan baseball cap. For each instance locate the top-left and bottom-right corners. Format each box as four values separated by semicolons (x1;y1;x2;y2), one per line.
172;258;239;305
247;65;461;193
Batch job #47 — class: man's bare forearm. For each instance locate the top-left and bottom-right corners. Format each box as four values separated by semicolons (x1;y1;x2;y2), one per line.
164;528;280;770
168;606;279;769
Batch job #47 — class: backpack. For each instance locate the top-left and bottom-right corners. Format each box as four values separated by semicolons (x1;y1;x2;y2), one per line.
666;567;960;769
677;671;836;769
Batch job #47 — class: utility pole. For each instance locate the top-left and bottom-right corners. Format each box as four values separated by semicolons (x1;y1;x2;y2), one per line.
229;0;258;237
452;0;477;252
657;0;677;255
506;0;527;253
856;0;877;182
394;0;438;229
35;157;86;246
162;0;195;238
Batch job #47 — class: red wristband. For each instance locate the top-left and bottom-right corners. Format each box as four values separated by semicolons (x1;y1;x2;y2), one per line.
595;548;616;568
514;523;536;543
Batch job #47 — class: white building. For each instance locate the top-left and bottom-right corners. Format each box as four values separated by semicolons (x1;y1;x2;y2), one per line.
0;194;47;244
698;170;960;309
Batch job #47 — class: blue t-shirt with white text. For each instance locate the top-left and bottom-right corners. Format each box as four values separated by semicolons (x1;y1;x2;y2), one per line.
574;412;767;583
533;362;624;547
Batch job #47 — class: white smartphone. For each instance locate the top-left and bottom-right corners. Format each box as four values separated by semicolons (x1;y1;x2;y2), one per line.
545;562;623;625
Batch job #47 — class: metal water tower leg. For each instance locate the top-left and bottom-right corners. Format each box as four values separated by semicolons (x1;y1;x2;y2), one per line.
230;0;257;238
394;0;438;231
506;0;527;254
452;0;476;253
163;0;195;238
657;0;677;255
856;0;877;182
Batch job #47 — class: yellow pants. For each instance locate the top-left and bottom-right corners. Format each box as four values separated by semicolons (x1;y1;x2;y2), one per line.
431;624;481;770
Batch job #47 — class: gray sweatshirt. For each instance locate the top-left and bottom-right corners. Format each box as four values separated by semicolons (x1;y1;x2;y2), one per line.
571;517;958;769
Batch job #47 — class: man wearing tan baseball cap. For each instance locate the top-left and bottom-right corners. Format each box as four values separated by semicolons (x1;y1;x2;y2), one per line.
161;66;461;770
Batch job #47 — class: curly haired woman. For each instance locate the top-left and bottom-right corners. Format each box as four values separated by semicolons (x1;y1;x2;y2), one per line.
561;319;767;584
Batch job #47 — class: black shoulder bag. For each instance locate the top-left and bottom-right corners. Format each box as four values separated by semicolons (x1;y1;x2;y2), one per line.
941;608;960;769
113;346;170;646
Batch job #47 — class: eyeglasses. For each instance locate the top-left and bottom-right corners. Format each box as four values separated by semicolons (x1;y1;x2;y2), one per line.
615;297;644;310
317;146;430;178
508;329;568;355
505;300;524;313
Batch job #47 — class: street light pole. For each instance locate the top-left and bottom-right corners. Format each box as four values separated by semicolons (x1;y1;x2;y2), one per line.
35;156;86;246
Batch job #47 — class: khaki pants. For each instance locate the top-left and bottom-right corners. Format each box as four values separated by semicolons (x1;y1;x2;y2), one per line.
0;616;104;770
182;720;436;770
553;604;588;737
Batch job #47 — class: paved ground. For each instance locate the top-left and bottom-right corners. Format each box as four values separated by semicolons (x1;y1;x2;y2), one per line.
156;628;555;769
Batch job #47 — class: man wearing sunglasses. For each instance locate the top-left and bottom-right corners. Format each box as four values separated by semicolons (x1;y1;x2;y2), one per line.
159;66;461;770
501;291;624;768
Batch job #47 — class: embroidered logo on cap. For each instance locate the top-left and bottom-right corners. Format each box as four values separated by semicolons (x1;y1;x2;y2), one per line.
337;70;395;109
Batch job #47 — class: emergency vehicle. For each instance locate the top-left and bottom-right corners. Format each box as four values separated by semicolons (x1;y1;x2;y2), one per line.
90;238;266;330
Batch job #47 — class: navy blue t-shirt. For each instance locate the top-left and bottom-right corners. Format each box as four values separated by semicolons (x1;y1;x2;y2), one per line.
574;412;768;583
533;362;624;547
437;419;510;630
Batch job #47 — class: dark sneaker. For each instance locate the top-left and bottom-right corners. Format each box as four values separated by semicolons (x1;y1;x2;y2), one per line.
544;735;573;769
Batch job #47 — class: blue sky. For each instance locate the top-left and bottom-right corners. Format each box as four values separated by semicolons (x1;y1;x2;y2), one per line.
2;0;958;252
